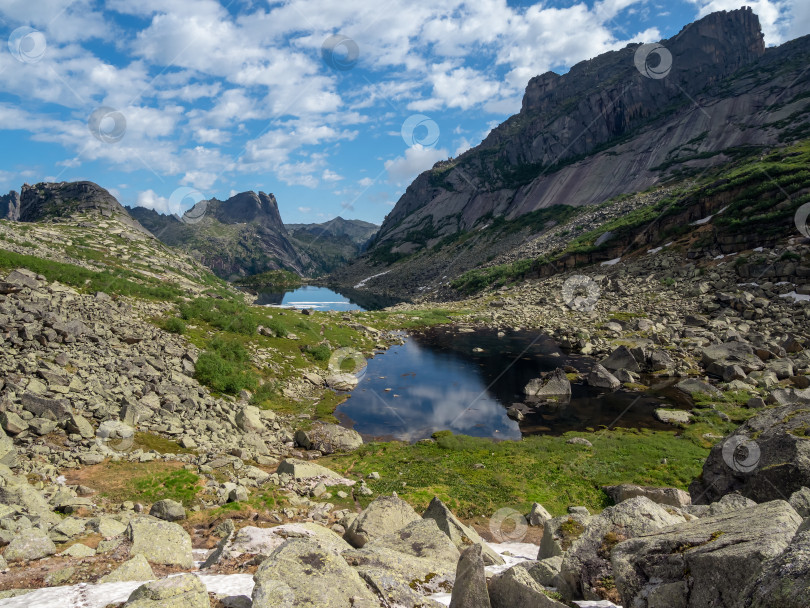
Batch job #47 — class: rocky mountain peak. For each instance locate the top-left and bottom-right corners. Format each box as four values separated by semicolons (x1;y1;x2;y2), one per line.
18;181;150;235
0;190;20;221
206;190;285;227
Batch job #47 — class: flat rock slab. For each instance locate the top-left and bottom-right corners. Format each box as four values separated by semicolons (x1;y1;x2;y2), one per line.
612;500;801;608
276;458;344;480
344;494;422;548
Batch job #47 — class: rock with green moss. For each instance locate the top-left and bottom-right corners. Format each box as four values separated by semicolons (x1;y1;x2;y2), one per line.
100;554;155;583
4;528;56;562
123;573;208;608
538;512;591;560
126;516;193;568
344;494;421;548
613;500;801;608
557;496;686;601
423;496;504;565
252;538;377;608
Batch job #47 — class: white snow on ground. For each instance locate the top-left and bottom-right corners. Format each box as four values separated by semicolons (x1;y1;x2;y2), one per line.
780;291;810;302
691;205;729;226
664;241;674;247
354;270;391;289
754;246;764;252
601;257;621;266
647;247;662;254
0;574;255;608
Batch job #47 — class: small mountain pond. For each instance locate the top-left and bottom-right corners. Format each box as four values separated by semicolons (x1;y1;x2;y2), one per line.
336;325;691;442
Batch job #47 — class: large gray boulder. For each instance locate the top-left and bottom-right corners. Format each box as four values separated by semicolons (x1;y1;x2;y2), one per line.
149;499;186;522
612;500;801;608
538;511;591;559
295;422;363;454
123;573;208;608
126;516;193;568
449;543;491;608
252;538;378;608
4;528;56;562
603;484;691;508
701;341;764;377
587;364;621;390
0;426;17;467
489;564;568;608
741;527;810;607
675;378;722;398
343;518;459;607
557;496;686;601
344;494;421;548
423;496;503;565
235;405;265;433
689;403;810;504
601;345;641;373
788;486;810;518
99;554;155;583
524;368;571;400
276;458;343;480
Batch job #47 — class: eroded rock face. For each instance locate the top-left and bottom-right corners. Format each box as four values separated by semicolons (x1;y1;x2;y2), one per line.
612;500;801;608
344;494;421;548
252;538;378;608
0;190;20;221
557;496;686;601
689;403;810;504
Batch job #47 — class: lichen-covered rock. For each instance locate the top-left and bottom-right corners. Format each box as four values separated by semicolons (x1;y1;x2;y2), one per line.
60;543;96;558
612;500;801;608
538;512;591;559
100;554;155;583
252;538;377;608
788;486;810;518
276;458;343;480
344;494;421;548
343;518;459;607
0;426;17;467
489;564;568;608
126;516;193;568
689;403;810;504
557;496;686;601
449;543;491;608
123;573;208;608
235;405;265;433
741;527;810;607
4;528;56;562
295;422;363;454
423;496;503;565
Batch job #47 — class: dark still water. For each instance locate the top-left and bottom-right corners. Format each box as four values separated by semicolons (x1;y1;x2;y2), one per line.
335;326;689;442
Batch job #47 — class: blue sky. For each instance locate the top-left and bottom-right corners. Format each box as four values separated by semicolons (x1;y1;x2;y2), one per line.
0;0;807;225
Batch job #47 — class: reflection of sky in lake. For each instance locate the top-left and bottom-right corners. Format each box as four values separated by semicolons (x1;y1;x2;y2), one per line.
338;338;522;441
336;327;688;443
256;286;364;311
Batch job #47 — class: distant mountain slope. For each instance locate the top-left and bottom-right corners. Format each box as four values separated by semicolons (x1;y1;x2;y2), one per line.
284;217;379;275
127;191;310;280
0;191;19;221
333;8;810;298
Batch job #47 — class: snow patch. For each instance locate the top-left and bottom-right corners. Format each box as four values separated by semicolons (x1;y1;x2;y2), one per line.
600;257;621;266
691;206;728;226
354;270;391;289
647;247;662;255
780;291;810;302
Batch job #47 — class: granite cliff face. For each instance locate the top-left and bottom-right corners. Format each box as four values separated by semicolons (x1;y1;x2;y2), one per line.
128;191;310;280
335;8;810;297
0;191;20;221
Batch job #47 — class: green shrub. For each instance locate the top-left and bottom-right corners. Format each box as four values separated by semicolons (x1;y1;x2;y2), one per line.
195;336;257;395
161;317;186;334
